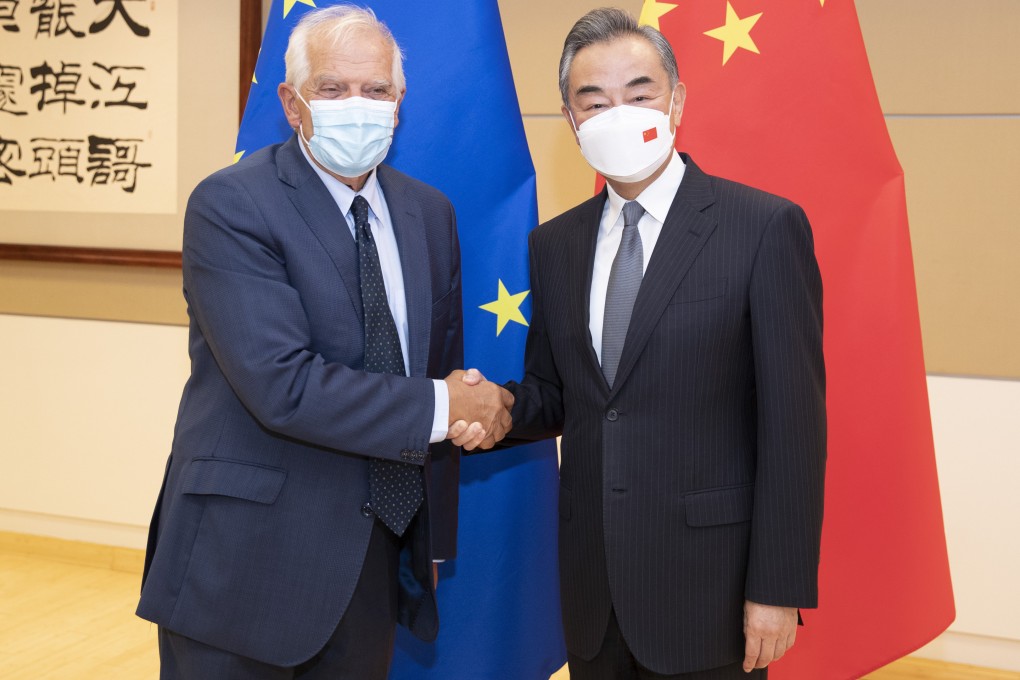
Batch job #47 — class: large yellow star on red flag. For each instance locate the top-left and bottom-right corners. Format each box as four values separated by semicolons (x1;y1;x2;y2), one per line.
283;0;315;19
479;280;529;336
704;2;763;66
638;0;677;30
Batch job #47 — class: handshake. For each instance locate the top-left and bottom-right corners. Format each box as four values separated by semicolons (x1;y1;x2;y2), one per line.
443;369;513;451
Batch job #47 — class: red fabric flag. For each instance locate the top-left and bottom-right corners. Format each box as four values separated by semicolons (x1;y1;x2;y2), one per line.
636;1;955;677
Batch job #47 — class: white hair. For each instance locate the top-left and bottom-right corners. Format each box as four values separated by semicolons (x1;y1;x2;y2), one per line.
284;5;405;93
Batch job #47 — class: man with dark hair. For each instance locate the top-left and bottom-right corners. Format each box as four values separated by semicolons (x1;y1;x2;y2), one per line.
460;7;827;679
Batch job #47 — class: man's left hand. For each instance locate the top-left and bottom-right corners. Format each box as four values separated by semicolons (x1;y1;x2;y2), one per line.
742;600;797;672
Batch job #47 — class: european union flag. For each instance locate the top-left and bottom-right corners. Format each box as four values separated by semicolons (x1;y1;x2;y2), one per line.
237;2;565;678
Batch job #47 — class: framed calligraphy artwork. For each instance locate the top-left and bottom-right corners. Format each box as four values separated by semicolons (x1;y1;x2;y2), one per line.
0;0;262;267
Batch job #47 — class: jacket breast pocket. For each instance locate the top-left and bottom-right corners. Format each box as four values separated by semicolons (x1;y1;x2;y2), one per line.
668;277;727;305
181;457;286;505
684;483;753;527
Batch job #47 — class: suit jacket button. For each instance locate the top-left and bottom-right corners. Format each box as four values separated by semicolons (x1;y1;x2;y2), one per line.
400;449;411;460
361;503;374;518
606;408;619;422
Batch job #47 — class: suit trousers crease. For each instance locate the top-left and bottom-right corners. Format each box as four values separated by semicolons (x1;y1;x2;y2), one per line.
567;608;767;680
158;516;401;680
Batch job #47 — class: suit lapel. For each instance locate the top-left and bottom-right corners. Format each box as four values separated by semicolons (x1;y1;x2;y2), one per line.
277;135;364;321
610;156;718;395
378;165;431;379
568;191;609;386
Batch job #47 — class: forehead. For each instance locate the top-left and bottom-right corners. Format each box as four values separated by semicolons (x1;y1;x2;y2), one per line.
569;35;667;90
306;27;394;79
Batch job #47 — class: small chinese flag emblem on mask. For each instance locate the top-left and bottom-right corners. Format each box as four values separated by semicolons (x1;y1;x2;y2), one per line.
642;127;658;143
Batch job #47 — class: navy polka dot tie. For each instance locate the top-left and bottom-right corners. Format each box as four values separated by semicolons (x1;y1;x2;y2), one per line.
352;195;423;536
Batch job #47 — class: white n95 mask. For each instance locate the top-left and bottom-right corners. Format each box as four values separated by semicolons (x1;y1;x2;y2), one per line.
572;98;676;184
298;93;397;177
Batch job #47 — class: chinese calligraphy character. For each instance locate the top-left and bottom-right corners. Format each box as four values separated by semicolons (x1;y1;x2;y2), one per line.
31;0;85;38
0;0;19;33
87;135;149;192
89;62;147;109
30;60;85;113
89;0;148;37
0;64;28;116
30;137;84;182
0;136;27;184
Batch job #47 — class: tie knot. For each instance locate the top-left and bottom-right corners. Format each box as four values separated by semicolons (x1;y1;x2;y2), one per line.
622;201;645;228
351;195;370;229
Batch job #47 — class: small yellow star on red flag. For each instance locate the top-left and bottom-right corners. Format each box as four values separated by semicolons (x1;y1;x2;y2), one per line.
704;1;763;66
479;280;529;336
638;0;677;30
283;0;315;19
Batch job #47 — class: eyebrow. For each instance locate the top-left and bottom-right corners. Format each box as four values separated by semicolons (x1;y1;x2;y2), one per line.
626;76;655;88
575;75;658;97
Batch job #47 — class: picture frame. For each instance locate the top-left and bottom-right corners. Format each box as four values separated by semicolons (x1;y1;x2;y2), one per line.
0;0;262;268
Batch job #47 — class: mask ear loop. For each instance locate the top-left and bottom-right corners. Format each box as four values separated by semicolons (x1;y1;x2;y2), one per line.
665;86;679;146
293;88;315;146
567;107;580;134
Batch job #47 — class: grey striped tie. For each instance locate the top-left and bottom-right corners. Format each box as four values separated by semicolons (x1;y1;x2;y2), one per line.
601;200;645;388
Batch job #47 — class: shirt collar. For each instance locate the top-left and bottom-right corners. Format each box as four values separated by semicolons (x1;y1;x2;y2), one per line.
602;150;686;235
298;137;386;225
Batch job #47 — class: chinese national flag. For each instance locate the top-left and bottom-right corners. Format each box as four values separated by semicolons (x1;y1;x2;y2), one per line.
646;0;955;677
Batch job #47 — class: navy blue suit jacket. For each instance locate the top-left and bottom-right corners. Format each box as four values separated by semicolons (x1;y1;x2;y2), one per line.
137;135;462;666
505;155;826;675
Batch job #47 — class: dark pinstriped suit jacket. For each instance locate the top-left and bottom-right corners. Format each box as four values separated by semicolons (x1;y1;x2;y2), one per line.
506;155;826;675
136;135;462;667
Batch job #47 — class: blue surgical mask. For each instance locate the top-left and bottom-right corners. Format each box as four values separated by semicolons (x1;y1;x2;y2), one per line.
297;92;397;177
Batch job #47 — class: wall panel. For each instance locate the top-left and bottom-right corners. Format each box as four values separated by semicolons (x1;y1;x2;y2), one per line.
857;0;1020;115
890;117;1020;378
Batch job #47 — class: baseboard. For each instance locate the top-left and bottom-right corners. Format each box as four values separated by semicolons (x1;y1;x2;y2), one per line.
0;506;149;549
913;631;1020;672
0;529;145;574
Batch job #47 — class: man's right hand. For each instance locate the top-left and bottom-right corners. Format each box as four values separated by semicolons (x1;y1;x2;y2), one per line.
444;369;513;450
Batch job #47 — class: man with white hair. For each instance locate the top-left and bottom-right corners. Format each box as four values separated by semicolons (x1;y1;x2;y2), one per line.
136;6;512;677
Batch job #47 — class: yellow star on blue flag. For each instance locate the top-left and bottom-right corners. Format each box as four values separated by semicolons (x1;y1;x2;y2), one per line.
283;0;315;18
479;279;529;335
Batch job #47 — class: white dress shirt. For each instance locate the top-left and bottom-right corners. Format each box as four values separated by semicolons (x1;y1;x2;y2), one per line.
301;143;449;443
589;151;687;364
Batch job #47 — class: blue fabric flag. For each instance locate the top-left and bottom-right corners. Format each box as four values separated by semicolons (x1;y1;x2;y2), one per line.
236;2;566;679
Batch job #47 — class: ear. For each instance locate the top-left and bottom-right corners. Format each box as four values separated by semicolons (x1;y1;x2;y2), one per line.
393;87;406;128
671;82;687;129
561;105;580;146
278;83;302;129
